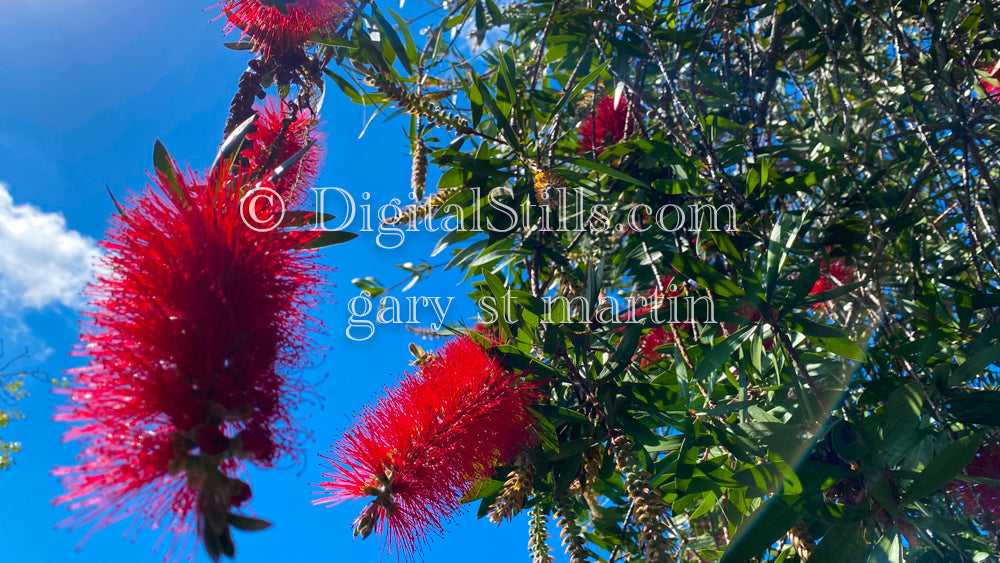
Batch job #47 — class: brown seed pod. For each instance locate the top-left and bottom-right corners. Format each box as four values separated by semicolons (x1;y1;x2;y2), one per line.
410;138;428;201
488;461;534;524
533;170;567;210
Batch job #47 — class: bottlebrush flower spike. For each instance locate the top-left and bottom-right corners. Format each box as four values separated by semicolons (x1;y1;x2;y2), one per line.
578;95;640;154
626;277;692;367
314;333;539;559
217;0;346;57
809;259;855;298
980;63;1000;99
55;163;322;561
241;98;324;207
949;440;1000;538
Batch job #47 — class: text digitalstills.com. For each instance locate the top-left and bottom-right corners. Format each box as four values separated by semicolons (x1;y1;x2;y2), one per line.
240;186;739;246
239;186;725;340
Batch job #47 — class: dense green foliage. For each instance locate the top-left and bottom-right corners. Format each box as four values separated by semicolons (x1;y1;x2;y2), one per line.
277;0;1000;560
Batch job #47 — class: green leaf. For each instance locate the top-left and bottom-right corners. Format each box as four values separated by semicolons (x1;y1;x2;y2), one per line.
212;114;257;174
218;528;236;559
473;0;487;44
807;334;867;362
732;463;786;496
572;158;651;190
497;50;519;107
878;382;922;456
783;262;820;310
270;140;316;182
809;525;872;563
325;70;365;104
720;495;803;563
694;326;754;381
645;434;685;453
105;184;128;219
802;281;863;305
597;324;641;381
153;140;183;200
468;77;484;127
532;410;559;451
900;433;982;505
971;292;1000;310
352;276;385;298
308;32;353;48
202;527;222;562
950;323;1000;385
482;270;514;340
371;5;412;74
949;390;1000;425
867;533;902;563
764;215;803;301
228;513;273;532
689;492;717;519
460;478;504;505
304;231;358;249
472;73;521;151
280;211;337;228
387;10;418;66
544;56;605;130
790;315;850;338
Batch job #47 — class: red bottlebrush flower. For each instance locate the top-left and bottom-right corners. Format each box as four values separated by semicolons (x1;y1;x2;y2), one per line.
578;95;640;154
627;277;692;367
55;164;322;560
53;427;200;554
314;334;539;559
636;326;676;365
980;63;1000;99
809;259;854;301
217;0;346;57
622;276;693;368
949;440;1000;537
241;98;324;208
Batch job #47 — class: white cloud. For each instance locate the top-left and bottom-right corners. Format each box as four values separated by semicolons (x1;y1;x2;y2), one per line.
0;183;101;311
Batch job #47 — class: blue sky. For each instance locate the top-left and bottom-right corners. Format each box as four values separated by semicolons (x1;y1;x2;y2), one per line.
0;1;563;561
